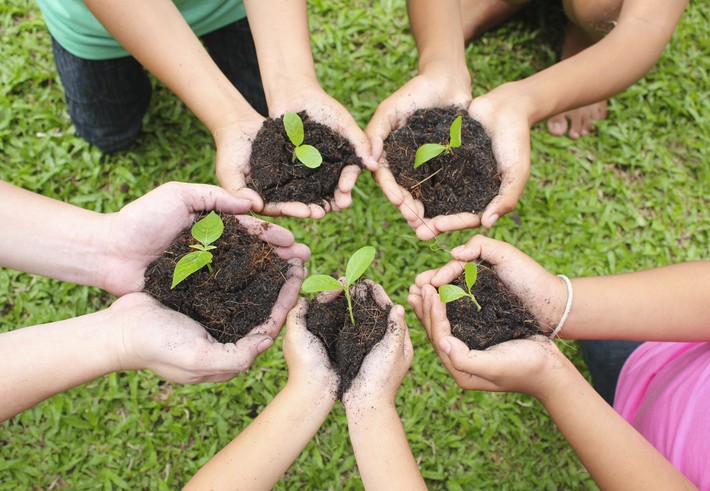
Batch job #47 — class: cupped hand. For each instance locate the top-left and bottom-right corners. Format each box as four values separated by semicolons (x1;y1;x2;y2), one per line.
100;182;254;296
213;113;269;210
265;84;373;217
227;215;311;340
342;282;414;411
410;283;568;398
466;84;532;229
366;73;483;241
410;235;566;333
283;298;339;400
111;293;274;384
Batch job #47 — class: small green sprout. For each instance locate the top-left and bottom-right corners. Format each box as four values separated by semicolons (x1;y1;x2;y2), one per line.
301;246;376;325
414;115;463;168
283;112;323;168
171;211;225;289
438;262;482;312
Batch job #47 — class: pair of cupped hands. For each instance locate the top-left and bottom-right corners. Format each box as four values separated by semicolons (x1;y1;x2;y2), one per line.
213;74;530;240
101;178;569;402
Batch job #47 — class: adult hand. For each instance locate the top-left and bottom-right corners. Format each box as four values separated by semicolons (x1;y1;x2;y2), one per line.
112;293;274;383
342;282;414;411
264;84;374;218
283;298;339;400
99;182;253;296
366;74;473;240
409;235;566;333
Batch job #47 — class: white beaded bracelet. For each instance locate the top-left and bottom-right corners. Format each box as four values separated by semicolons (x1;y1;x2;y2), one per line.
550;274;573;339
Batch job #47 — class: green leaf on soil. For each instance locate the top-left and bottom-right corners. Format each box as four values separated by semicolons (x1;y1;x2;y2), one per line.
171;250;213;289
438;284;469;303
414;143;447;168
345;246;376;286
191;211;224;247
295;144;323;168
464;262;478;292
449;115;463;148
283;111;304;146
302;274;343;293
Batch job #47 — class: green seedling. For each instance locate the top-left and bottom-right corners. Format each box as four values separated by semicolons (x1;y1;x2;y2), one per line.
301;246;376;325
438;262;482;312
283;112;323;168
414;114;463;168
171;211;225;289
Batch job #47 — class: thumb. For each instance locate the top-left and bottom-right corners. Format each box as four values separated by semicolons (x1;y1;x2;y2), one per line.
439;335;475;373
215;333;274;374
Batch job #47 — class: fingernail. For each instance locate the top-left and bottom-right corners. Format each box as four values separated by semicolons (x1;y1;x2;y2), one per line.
257;337;274;354
487;214;499;228
440;338;452;355
395;305;405;317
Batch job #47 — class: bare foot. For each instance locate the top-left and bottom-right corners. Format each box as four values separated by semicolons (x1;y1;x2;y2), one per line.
547;100;607;139
546;22;608;138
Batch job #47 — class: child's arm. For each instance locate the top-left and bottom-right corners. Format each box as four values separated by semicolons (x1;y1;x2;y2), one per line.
241;0;375;217
415;291;696;490
518;0;687;125
411;234;710;342
342;286;426;491
81;0;265;205
0;293;274;422
184;299;338;490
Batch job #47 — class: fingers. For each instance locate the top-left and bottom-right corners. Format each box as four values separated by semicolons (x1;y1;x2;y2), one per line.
364;101;403;164
481;173;526;229
197;332;274;379
368;281;394;309
231;215;297;248
415;212;481;241
332;164;361;210
286;297;309;331
449;234;513;266
253;261;306;339
261;201;327;219
168;182;254;216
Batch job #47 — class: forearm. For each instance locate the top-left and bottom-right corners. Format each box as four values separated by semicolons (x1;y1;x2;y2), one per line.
244;0;318;113
346;403;426;491
538;358;696;490
407;0;470;81
561;262;710;341
511;0;686;125
0;309;119;421
0;181;108;287
184;382;334;490
84;0;258;132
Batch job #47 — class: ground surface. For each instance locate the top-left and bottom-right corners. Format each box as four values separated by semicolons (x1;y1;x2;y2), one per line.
1;1;708;489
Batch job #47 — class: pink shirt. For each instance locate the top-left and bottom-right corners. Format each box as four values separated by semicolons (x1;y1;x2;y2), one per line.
615;342;710;489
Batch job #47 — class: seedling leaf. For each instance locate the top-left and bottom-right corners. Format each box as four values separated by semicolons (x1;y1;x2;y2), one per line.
414;143;447;168
172;251;213;288
283;112;304;146
302;274;343;293
191;211;224;246
438;284;469;303
449;115;463;148
345;246;376;286
464;262;478;292
295;144;323;168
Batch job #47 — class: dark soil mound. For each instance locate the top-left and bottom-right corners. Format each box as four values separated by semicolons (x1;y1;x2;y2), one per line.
144;215;290;344
306;282;391;399
446;261;543;350
248;111;362;207
383;106;500;218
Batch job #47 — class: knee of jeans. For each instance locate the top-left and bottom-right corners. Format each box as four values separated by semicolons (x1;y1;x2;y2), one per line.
76;122;142;154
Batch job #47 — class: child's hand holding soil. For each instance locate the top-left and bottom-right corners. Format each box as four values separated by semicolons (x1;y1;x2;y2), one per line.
408;235;571;351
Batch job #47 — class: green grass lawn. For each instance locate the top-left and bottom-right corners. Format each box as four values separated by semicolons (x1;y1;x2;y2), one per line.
1;1;708;489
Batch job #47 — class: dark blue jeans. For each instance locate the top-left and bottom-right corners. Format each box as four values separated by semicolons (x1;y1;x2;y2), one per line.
51;17;267;153
580;339;644;406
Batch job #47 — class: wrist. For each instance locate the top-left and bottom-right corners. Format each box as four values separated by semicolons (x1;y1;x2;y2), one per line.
476;82;537;127
263;74;321;117
344;396;396;421
284;378;338;411
530;348;580;404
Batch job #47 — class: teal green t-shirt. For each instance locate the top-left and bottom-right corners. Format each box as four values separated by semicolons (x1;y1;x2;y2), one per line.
36;0;246;60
